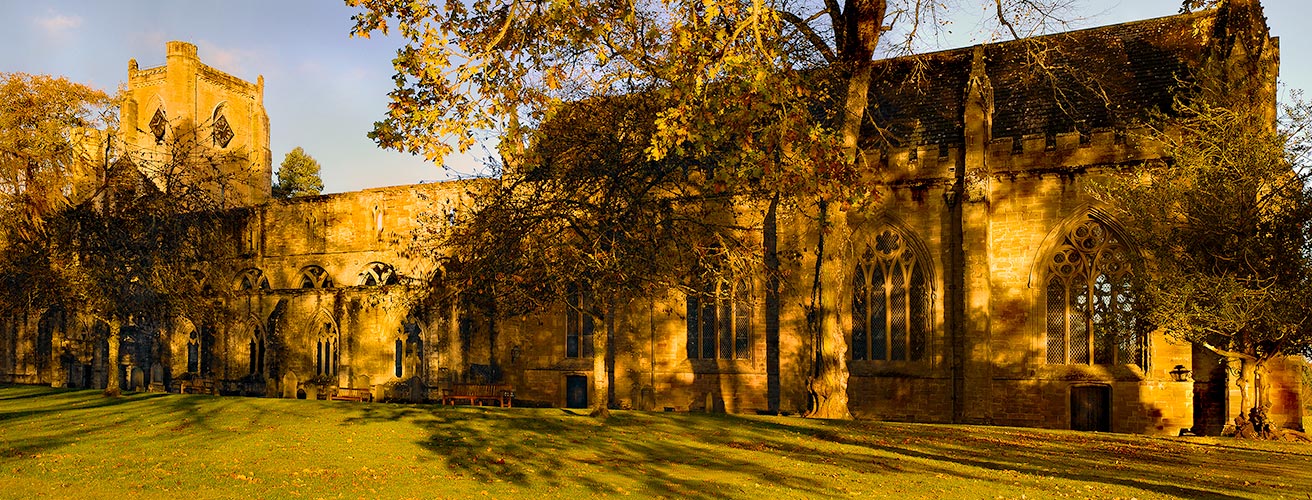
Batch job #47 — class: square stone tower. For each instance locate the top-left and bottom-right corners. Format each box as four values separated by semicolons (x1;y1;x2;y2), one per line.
120;41;272;206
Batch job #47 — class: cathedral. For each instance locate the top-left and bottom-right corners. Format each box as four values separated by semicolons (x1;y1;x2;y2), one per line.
0;1;1304;435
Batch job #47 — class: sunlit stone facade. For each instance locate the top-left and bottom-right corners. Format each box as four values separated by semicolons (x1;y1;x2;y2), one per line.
1;3;1303;435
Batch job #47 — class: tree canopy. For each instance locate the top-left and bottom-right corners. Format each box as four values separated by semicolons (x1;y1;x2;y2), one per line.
1092;94;1312;436
0;73;243;396
0;73;113;242
349;0;1084;418
272;146;324;198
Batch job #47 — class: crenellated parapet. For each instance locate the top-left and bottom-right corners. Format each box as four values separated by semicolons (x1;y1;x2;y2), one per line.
871;127;1164;185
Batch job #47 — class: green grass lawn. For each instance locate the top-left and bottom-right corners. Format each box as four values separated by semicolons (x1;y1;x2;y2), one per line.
1;385;1308;499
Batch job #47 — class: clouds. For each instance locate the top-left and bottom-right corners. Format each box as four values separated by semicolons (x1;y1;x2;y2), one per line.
195;40;266;80
32;10;82;39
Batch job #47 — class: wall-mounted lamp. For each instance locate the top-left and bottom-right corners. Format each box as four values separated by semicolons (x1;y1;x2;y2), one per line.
1169;364;1192;382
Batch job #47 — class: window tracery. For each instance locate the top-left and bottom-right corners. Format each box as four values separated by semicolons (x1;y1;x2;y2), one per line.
233;268;270;291
313;317;340;378
852;228;930;362
686;273;751;360
358;262;398;286
299;266;333;289
1044;217;1146;368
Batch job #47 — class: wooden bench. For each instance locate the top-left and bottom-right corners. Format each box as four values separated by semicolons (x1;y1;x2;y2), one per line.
441;383;514;407
331;387;373;403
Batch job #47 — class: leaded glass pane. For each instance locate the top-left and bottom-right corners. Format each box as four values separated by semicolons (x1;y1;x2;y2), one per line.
582;310;595;358
1093;273;1115;365
870;265;887;360
734;279;750;359
889;265;907;361
567;292;580;358
685;294;698;359
1116;275;1142;367
701;281;716;359
909;266;927;361
1046;278;1066;364
1069;274;1090;364
852;264;867;361
719;290;733;360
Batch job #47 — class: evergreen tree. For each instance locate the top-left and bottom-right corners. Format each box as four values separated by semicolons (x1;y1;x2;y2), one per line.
272;146;323;198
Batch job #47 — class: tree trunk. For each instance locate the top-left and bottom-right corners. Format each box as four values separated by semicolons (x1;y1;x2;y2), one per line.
764;193;781;414
804;0;883;419
1235;356;1254;419
589;304;611;418
104;316;121;397
806;201;853;419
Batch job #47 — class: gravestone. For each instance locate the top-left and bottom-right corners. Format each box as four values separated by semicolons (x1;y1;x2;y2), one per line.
148;362;165;392
405;376;427;403
129;366;144;391
150;362;164;384
281;371;298;399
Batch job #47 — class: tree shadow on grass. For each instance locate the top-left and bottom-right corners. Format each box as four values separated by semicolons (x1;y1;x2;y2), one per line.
343;405;845;497
797;420;1297;499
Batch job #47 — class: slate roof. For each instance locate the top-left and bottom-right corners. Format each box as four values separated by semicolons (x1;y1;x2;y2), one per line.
862;9;1219;148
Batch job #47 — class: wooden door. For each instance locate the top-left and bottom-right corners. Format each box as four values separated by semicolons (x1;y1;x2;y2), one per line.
1071;385;1111;432
565;375;588;409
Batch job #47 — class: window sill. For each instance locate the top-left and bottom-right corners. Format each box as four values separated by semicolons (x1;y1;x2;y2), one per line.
849;360;936;378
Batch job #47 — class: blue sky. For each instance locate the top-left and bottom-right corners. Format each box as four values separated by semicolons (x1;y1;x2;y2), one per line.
1;0;1308;193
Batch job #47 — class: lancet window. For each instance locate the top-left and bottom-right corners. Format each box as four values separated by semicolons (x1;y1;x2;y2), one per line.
314;319;340;377
248;324;266;376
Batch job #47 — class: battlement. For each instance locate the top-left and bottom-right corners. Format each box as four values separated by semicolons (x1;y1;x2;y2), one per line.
128;42;262;103
873;127;1165;184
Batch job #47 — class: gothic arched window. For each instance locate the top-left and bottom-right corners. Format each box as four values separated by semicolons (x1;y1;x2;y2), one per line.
186;330;199;374
1044;217;1146;368
565;283;594;358
358;262;398;286
852;229;930;362
248;324;266;376
233;268;270;292
686;274;752;360
313;317;340;377
299;265;333;289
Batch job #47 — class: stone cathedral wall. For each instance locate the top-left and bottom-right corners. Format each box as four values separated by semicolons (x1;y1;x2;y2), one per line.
1;3;1304;436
